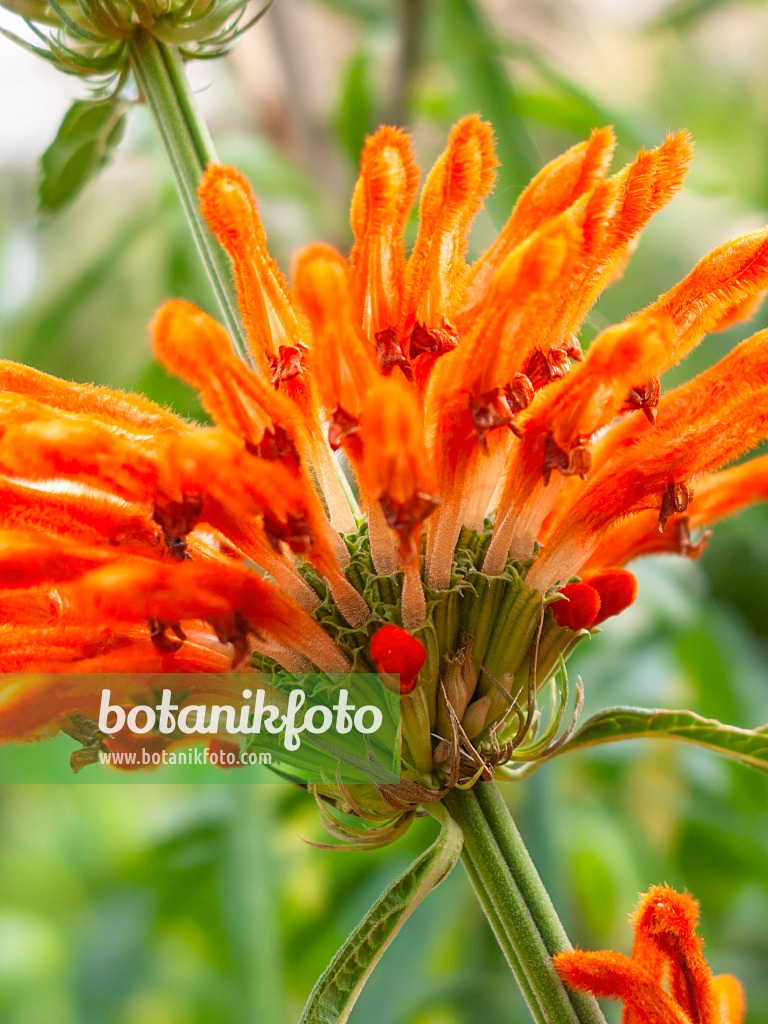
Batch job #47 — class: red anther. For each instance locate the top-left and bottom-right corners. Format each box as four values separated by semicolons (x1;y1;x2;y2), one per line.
581;567;638;624
551;582;601;630
369;624;427;694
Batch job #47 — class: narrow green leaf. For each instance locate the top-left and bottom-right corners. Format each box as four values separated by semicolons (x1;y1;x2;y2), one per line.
0;0;58;23
551;706;768;773
39;97;127;214
299;804;462;1024
433;0;540;223
314;0;385;23
335;48;375;166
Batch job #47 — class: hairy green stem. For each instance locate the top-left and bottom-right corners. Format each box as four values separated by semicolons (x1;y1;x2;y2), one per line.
458;849;543;1021
443;783;606;1024
128;30;248;358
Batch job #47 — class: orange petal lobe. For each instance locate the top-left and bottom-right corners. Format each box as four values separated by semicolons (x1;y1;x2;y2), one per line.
358;376;439;560
350;126;420;344
713;976;746;1024
647;228;768;366
0;360;184;433
460;127;616;317
632;886;719;1024
293;243;379;456
555;950;692;1024
402;116;498;360
198;164;312;378
152;299;303;462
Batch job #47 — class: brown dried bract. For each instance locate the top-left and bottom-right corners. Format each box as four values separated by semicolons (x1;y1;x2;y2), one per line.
62;713;108;774
375;327;414;381
542;434;592;484
562;335;584;362
246;424;300;463
153;494;202;556
327;406;360;452
675;516;712;559
209;609;253;670
379;491;440;556
263;510;313;556
268;345;306;386
659;480;692;530
623;377;660;425
409;319;460;358
505;373;535;414
470;385;530;448
160;528;190;561
149;617;186;652
525;347;571;390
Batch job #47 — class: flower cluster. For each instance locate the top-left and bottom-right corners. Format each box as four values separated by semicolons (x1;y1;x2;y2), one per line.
3;118;768;836
0;0;269;82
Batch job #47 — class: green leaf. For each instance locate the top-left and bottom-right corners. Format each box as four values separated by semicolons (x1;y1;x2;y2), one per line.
39;98;127;214
432;0;540;223
550;706;768;773
335;48;375;166
314;0;386;23
299;804;462;1024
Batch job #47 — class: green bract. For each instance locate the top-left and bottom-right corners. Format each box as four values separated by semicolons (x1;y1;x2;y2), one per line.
251;523;589;848
0;0;272;87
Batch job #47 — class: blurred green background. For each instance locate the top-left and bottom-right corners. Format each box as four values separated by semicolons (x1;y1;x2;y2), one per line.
2;0;768;1021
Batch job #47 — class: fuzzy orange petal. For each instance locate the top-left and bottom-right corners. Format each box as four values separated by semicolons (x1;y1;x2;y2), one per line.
198;164;313;383
459;126;616;320
587;455;768;567
555;950;693;1024
528;384;768;590
0;476;159;553
349;125;420;346
293;242;379;450
152;299;305;459
357;375;439;560
401;116;498;369
646;228;768;365
0;360;184;432
631;886;719;1024
483;313;674;571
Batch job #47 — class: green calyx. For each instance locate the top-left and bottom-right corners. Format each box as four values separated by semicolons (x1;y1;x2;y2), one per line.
0;0;273;85
255;523;589;831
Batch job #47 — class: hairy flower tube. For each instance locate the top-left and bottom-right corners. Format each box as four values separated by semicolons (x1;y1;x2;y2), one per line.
555;885;746;1024
4;119;768;842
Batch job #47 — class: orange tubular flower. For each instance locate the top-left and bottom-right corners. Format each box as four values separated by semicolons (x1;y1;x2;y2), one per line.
555;886;745;1024
4;118;768;830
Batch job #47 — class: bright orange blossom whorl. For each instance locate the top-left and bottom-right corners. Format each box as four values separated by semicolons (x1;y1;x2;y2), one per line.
2;118;768;796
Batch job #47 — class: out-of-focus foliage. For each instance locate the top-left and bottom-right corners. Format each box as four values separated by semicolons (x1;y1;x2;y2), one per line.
1;1;768;1022
39;99;127;214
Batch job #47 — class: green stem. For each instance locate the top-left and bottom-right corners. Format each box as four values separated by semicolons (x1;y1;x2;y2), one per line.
128;29;248;359
474;781;606;1024
458;849;543;1021
443;783;606;1024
